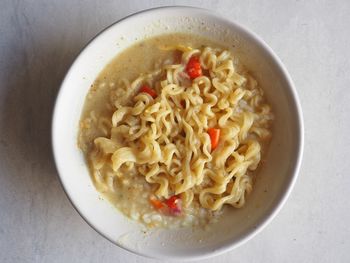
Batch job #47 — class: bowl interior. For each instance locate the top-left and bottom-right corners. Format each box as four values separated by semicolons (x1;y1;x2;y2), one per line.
52;7;303;260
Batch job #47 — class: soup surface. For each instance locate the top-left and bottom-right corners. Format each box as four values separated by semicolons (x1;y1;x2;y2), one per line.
78;33;273;228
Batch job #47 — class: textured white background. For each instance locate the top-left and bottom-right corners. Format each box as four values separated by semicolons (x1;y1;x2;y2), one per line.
1;0;349;262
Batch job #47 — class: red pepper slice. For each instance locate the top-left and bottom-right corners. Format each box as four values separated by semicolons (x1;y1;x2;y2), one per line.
186;56;202;79
165;195;182;215
208;128;221;151
165;195;179;209
139;85;157;98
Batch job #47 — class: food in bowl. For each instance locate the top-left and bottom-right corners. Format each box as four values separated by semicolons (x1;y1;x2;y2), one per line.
78;33;274;228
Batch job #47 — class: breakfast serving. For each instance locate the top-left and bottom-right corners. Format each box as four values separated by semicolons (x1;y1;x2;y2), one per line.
78;33;273;228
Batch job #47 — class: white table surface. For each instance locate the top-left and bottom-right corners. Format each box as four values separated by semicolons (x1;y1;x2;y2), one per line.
1;0;349;262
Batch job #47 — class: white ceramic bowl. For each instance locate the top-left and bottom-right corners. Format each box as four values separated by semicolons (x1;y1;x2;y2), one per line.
52;6;303;260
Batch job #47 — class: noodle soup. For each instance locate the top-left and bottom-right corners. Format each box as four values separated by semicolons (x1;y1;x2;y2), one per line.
78;33;273;228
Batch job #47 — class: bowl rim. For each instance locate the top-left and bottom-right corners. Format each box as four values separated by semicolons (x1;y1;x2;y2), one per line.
51;5;304;261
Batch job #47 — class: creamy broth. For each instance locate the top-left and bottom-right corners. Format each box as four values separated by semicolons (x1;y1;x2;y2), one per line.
78;33;272;228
